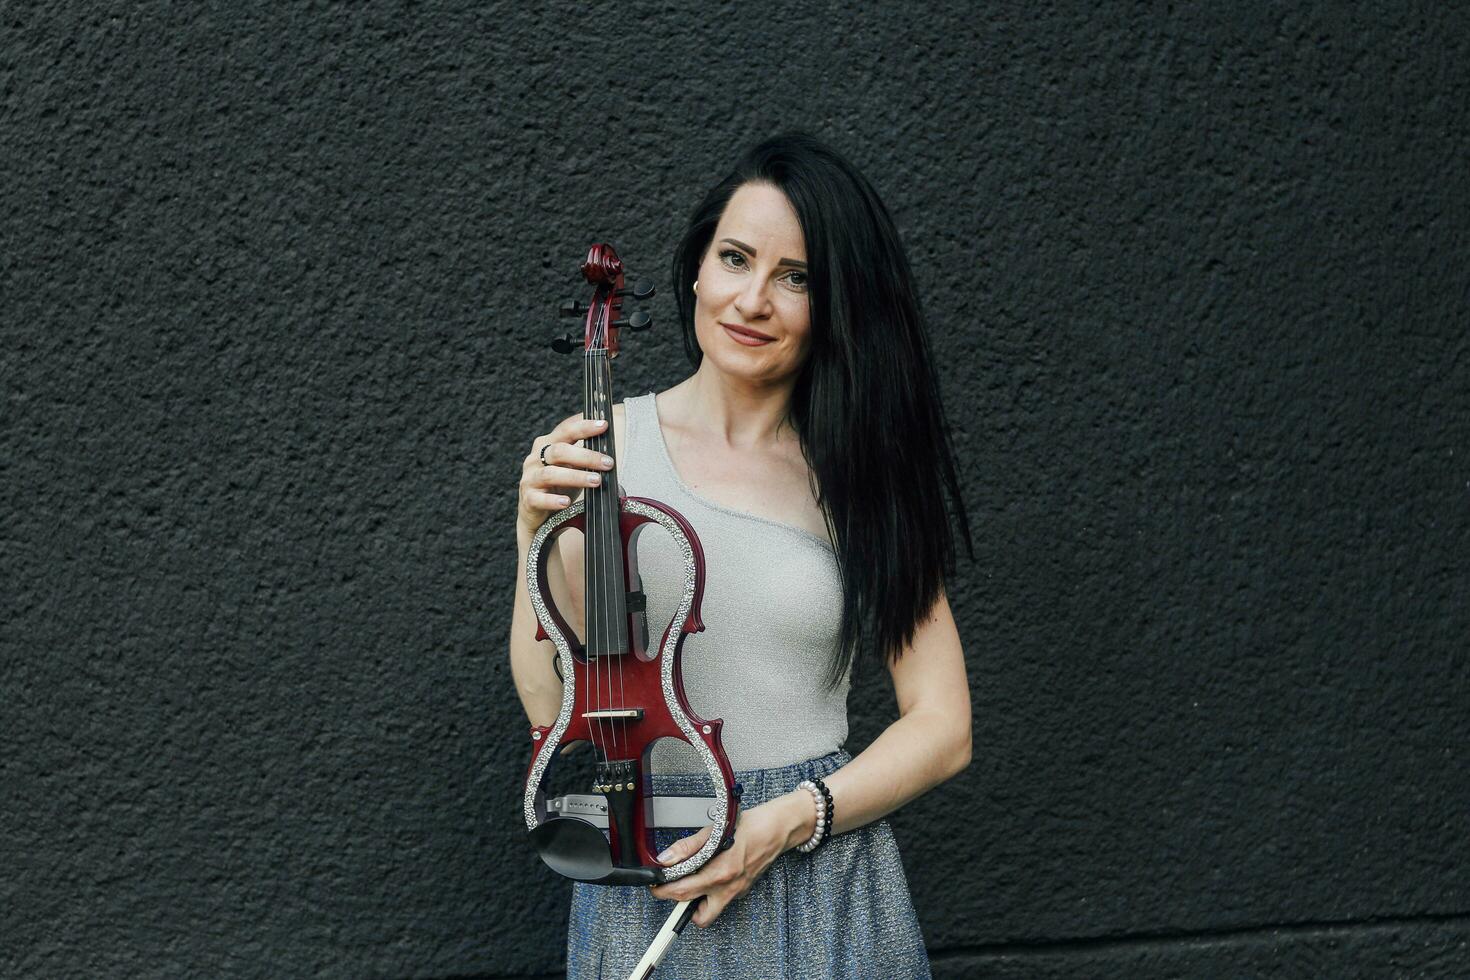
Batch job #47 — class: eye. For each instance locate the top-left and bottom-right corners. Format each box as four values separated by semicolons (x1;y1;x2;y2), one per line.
719;248;807;291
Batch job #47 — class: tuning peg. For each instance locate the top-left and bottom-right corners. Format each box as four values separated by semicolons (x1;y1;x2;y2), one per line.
616;279;656;301
560;299;588;318
614;310;653;332
551;332;581;354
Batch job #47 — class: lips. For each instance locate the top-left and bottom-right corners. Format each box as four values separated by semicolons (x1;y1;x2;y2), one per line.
720;322;775;342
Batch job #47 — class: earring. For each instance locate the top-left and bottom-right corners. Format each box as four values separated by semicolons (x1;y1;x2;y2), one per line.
692;280;699;294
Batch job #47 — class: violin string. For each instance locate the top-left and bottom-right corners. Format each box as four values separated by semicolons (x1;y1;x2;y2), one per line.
608;318;627;755
606;317;626;756
596;313;618;756
594;323;617;755
581;341;594;757
585;338;607;758
607;310;628;756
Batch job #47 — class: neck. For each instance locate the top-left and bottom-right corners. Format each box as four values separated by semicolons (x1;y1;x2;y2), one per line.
667;360;798;450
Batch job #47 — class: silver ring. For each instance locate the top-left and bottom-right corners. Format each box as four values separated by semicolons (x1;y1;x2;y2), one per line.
539;443;553;466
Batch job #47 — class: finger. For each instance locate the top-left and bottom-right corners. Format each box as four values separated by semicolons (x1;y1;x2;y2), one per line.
528;489;572;510
692;893;726;929
577;446;616;469
657;825;713;866
549;414;608;445
648;865;707;902
534;464;605;491
538;443;615;472
648;829;721;901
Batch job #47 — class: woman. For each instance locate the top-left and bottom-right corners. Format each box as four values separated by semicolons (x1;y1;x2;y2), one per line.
510;131;973;977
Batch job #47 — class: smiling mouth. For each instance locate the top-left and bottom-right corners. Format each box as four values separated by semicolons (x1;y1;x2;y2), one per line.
720;322;775;341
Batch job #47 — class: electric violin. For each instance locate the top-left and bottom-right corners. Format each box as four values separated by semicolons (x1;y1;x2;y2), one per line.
522;244;739;913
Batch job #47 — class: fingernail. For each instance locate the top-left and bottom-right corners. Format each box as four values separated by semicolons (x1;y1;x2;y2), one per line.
657;848;674;863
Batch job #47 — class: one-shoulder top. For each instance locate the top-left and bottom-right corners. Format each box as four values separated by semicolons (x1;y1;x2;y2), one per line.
617;391;852;773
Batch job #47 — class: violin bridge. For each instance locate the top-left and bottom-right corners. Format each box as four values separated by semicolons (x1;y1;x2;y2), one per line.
581;708;644;721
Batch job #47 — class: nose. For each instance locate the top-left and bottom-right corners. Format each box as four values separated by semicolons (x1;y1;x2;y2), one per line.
733;275;773;320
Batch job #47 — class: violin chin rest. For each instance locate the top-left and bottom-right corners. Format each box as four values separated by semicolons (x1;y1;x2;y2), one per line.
530;817;663;886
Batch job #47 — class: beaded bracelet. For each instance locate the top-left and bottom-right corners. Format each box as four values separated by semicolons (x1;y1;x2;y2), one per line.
795;777;835;853
795;780;825;852
815;776;834;843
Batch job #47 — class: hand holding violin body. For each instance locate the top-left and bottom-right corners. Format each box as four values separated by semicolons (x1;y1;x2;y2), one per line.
649;792;817;928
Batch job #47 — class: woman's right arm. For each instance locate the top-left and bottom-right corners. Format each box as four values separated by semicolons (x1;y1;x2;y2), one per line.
509;413;612;727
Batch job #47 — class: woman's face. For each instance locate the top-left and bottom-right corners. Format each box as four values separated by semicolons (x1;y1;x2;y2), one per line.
693;181;812;384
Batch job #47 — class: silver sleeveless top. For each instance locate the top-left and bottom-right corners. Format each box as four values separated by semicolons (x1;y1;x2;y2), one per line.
617;391;852;773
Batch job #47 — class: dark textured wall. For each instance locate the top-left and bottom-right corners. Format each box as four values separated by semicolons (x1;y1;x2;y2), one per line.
3;2;1466;977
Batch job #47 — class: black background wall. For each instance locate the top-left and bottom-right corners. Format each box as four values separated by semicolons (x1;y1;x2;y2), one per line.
4;3;1466;977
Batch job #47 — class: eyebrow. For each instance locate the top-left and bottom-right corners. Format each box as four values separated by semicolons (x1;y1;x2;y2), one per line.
721;238;807;269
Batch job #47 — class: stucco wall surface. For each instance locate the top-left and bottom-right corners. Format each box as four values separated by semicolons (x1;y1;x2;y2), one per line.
3;2;1465;977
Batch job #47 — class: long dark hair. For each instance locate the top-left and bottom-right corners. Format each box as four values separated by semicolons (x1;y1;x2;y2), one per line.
671;131;974;687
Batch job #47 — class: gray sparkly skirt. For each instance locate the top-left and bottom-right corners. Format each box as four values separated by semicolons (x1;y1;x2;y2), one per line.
566;749;932;979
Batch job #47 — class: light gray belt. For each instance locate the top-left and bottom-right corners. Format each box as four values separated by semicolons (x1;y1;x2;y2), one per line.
546;794;724;829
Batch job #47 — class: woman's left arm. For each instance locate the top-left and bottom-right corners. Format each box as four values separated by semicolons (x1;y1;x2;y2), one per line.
650;589;971;926
793;587;972;835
